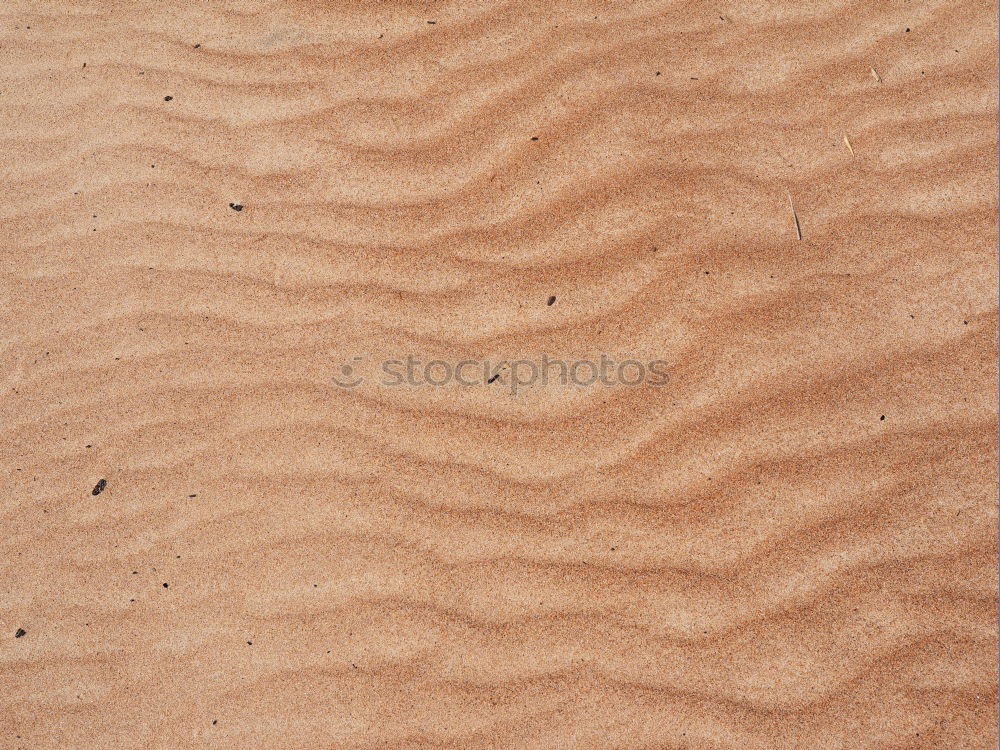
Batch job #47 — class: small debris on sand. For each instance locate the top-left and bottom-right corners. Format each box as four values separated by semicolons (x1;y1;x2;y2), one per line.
786;192;802;241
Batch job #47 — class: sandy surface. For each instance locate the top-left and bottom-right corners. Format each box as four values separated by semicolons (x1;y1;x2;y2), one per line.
1;2;997;748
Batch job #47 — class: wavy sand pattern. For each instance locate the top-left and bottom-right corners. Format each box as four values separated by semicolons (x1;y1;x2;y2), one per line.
1;1;997;748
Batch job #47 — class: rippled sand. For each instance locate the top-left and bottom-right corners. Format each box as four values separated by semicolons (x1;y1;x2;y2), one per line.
1;2;997;748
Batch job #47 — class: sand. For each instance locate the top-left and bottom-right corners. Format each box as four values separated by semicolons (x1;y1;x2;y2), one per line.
1;1;997;748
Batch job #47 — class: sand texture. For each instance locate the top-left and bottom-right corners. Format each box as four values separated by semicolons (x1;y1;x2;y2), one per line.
1;1;998;748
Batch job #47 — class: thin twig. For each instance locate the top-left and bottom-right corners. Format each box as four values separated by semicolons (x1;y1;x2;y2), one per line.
844;134;855;157
870;66;881;83
786;192;802;241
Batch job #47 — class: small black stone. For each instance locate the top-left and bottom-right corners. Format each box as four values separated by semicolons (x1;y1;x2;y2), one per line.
14;628;26;638
229;203;243;211
547;296;556;306
163;95;173;101
92;478;107;495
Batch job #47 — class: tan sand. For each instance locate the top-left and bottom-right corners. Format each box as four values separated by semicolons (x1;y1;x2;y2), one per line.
1;1;997;748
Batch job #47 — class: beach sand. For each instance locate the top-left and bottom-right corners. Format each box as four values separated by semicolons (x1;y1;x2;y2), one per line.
1;1;997;747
